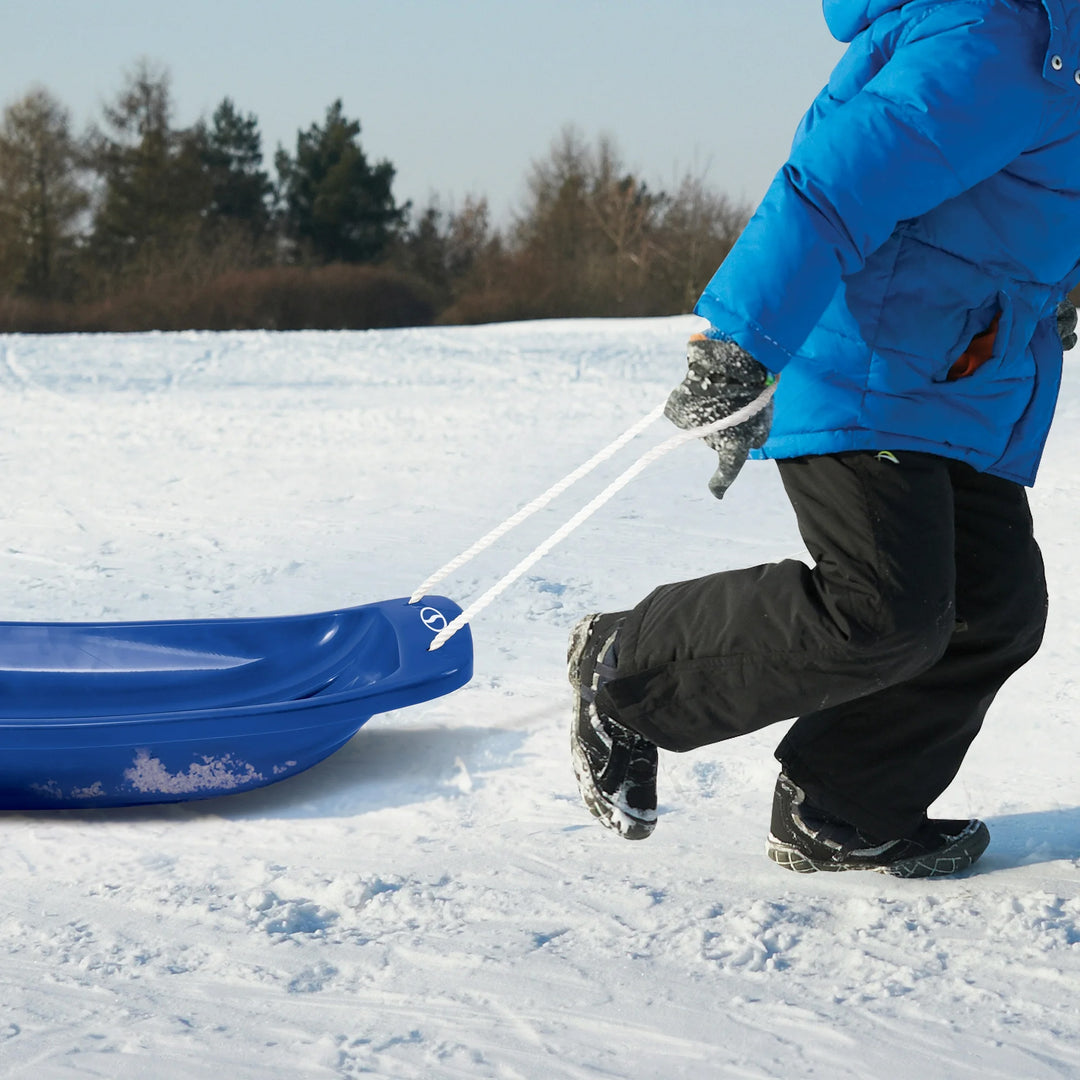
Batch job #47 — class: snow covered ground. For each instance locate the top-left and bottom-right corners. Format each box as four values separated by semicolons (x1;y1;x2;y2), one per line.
1;318;1079;1079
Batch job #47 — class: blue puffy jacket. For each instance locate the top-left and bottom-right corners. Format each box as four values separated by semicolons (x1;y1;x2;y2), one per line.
695;0;1080;484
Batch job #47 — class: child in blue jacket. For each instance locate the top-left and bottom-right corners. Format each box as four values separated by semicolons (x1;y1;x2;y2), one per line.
569;0;1080;877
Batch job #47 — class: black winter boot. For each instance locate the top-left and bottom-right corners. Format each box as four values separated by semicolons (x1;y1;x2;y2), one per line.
766;772;989;878
567;613;658;840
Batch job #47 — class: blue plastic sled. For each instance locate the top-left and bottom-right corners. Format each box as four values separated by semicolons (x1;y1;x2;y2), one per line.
0;595;472;810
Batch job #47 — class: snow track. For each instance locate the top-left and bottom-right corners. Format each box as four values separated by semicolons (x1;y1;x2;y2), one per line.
1;320;1079;1078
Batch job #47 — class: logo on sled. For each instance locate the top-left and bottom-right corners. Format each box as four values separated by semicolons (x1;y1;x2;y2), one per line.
419;606;448;632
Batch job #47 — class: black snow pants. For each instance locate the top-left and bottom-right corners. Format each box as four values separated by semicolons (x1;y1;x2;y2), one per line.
596;451;1047;839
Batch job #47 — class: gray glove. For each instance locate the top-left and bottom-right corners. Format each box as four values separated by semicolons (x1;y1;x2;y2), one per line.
664;334;773;499
1058;298;1077;351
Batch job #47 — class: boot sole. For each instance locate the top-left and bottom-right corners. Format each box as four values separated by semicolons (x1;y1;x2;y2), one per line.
765;820;990;878
570;733;655;840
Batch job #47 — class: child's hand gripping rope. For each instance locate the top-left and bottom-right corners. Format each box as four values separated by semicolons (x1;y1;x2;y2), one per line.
664;332;775;499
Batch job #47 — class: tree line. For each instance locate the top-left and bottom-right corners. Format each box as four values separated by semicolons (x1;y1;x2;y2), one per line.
0;62;750;332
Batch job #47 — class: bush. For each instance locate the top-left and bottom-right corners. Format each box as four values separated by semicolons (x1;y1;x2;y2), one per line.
176;264;436;330
0;264;436;333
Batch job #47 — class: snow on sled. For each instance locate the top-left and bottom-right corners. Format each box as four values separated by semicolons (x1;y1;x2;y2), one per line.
0;595;472;810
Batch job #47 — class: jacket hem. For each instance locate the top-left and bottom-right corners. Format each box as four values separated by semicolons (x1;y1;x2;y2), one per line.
750;431;1037;486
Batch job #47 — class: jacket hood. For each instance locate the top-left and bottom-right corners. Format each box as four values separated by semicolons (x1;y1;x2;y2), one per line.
822;0;906;42
823;0;1080;90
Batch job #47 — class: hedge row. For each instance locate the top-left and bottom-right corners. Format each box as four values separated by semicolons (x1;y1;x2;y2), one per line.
0;264;436;333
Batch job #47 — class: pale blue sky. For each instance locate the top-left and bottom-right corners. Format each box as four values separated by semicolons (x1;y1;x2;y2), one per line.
2;1;845;221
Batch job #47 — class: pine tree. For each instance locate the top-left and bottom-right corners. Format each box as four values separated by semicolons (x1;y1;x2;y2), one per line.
197;98;272;238
275;100;405;264
87;61;209;278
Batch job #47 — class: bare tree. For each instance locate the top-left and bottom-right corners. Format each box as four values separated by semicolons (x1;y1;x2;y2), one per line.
0;87;88;299
513;127;666;315
654;171;750;312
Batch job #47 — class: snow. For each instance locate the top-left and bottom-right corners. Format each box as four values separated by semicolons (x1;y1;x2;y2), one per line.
1;319;1079;1078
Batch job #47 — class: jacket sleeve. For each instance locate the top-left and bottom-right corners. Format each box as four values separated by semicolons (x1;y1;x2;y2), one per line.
695;4;1050;373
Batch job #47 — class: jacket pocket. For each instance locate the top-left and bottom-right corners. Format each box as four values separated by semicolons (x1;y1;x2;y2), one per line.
933;292;1014;383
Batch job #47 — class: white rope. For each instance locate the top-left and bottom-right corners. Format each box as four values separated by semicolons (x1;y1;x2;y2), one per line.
409;402;667;603
421;380;777;651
